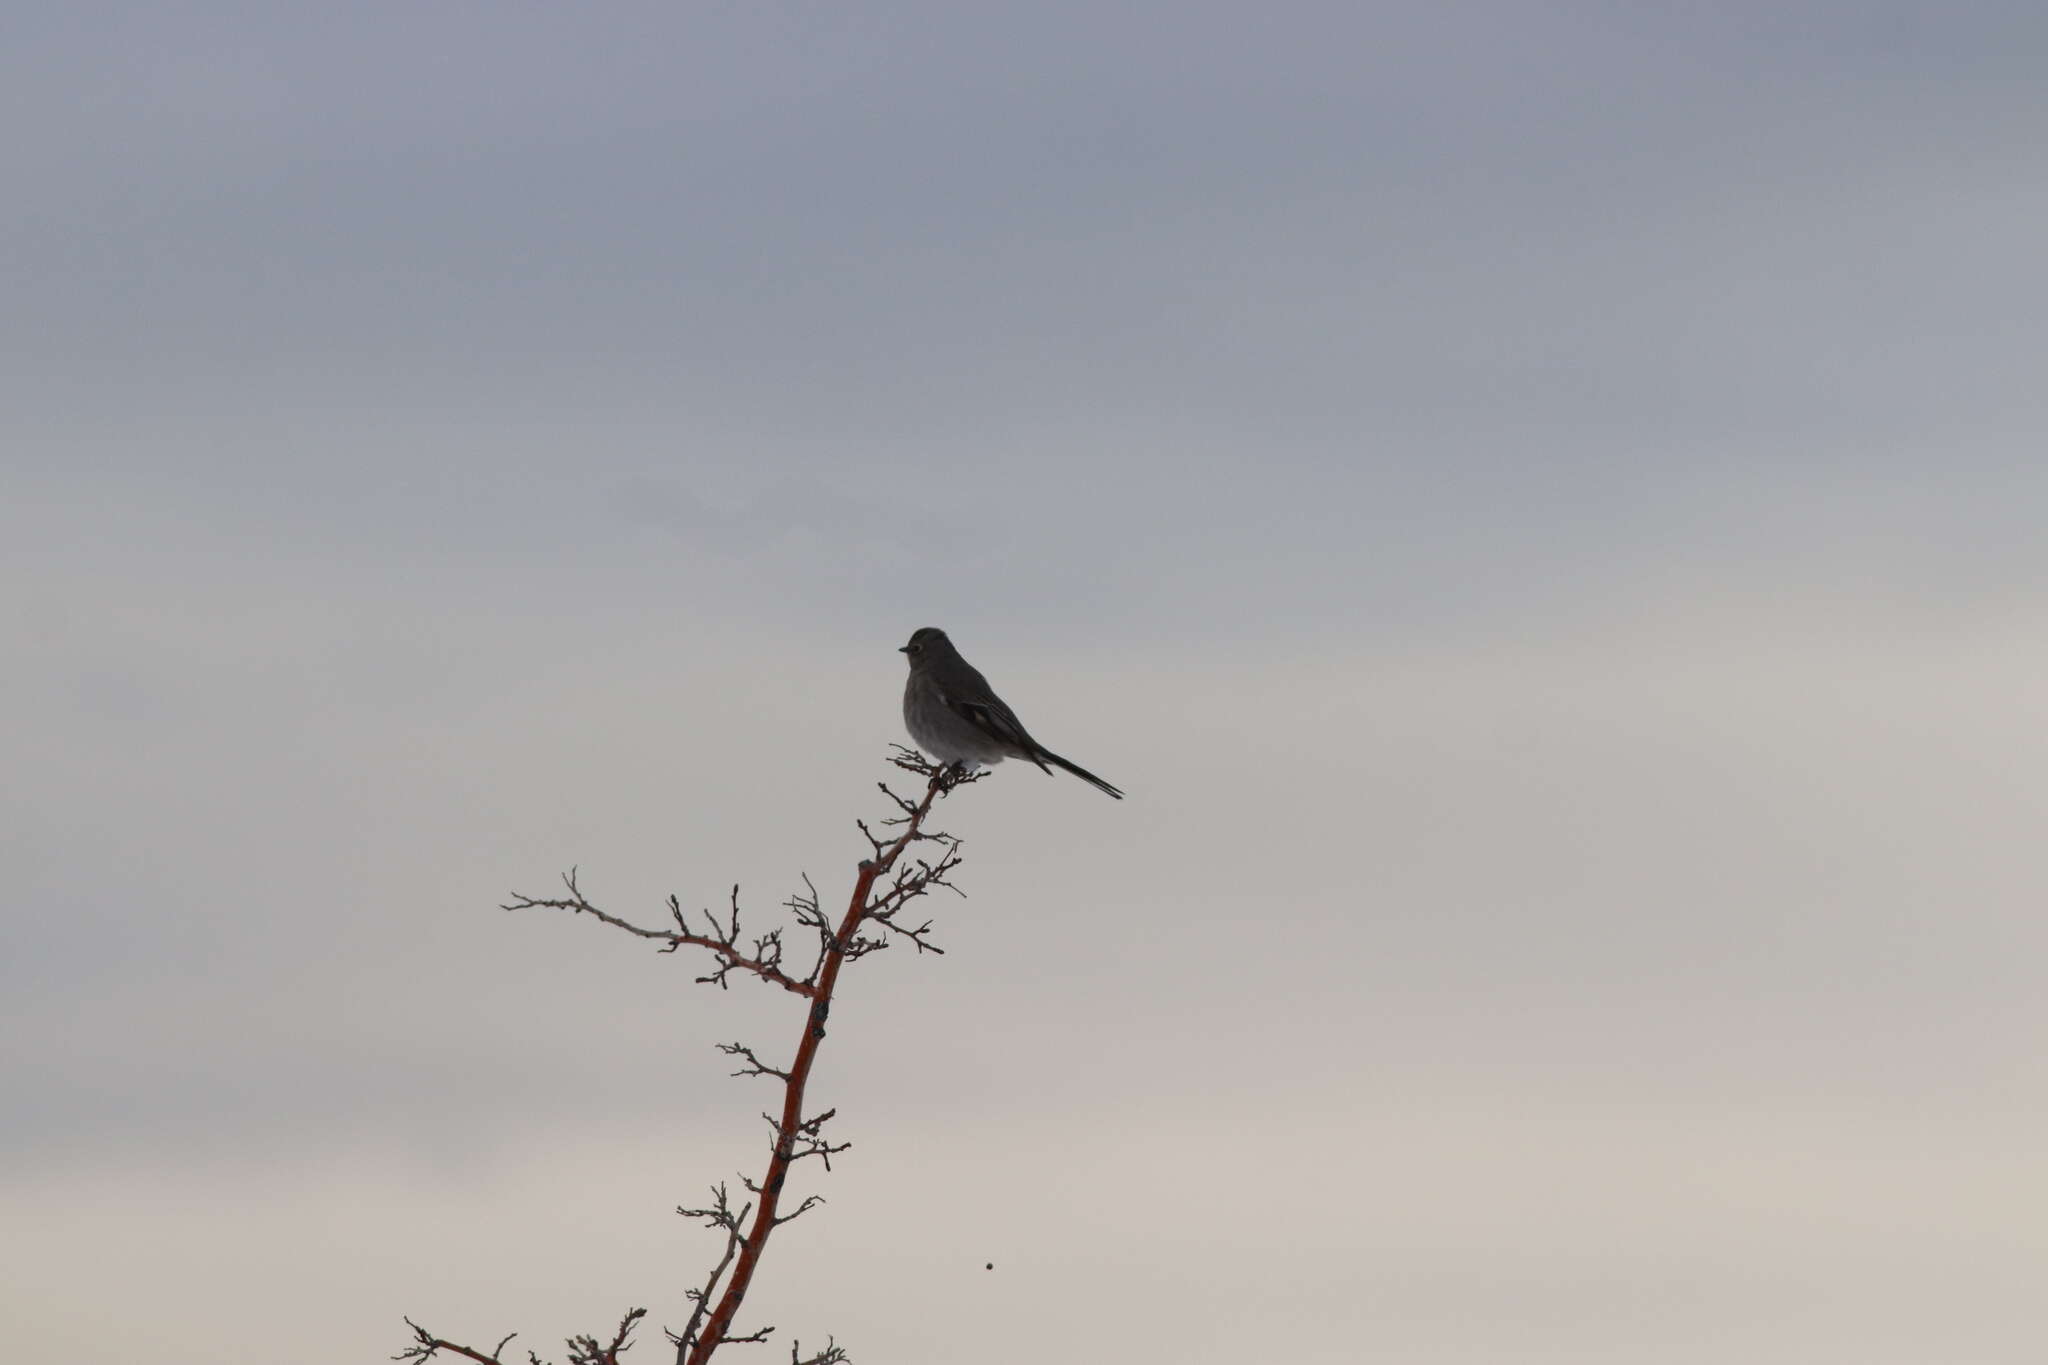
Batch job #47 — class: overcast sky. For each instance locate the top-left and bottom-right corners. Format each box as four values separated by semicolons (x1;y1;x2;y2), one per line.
6;4;2048;1363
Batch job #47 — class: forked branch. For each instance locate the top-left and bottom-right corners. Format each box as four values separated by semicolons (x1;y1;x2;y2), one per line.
399;750;977;1365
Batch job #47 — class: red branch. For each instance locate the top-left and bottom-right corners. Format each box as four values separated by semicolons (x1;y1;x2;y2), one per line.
683;770;948;1364
409;758;961;1365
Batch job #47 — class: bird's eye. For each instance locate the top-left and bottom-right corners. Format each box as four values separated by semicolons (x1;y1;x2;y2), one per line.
907;644;922;653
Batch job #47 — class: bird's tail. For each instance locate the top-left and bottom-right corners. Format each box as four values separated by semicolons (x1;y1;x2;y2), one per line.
1040;749;1125;800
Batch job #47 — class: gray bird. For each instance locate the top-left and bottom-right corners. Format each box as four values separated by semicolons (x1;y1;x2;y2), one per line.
900;627;1125;799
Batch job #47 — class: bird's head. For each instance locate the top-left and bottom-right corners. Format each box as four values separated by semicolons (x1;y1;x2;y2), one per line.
899;626;951;663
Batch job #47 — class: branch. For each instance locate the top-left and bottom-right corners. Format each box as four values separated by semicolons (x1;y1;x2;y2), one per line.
681;759;963;1363
788;1341;850;1365
565;1309;648;1365
503;873;815;997
671;1184;752;1361
409;750;976;1365
399;1310;647;1365
396;1319;517;1365
718;1042;791;1082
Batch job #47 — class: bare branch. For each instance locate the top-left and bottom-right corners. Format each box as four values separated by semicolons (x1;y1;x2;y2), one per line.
784;1108;850;1172
771;1194;825;1227
408;750;975;1365
502;869;673;938
678;763;957;1364
502;872;816;998
561;1308;647;1365
716;1042;791;1082
670;1184;753;1362
396;1318;516;1365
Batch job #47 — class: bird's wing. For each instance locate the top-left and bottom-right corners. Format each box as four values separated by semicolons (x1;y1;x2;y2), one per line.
943;690;1050;767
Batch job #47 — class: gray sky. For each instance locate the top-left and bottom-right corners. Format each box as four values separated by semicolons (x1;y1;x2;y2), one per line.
6;4;2048;1362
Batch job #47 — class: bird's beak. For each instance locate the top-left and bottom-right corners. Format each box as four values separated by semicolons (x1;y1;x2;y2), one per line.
898;644;911;653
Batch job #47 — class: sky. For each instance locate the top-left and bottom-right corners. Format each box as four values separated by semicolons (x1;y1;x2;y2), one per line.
5;3;2048;1361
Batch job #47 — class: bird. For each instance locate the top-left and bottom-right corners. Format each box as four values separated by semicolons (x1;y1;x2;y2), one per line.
899;627;1124;799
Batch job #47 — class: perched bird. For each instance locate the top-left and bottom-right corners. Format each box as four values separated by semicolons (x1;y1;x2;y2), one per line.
899;627;1124;799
